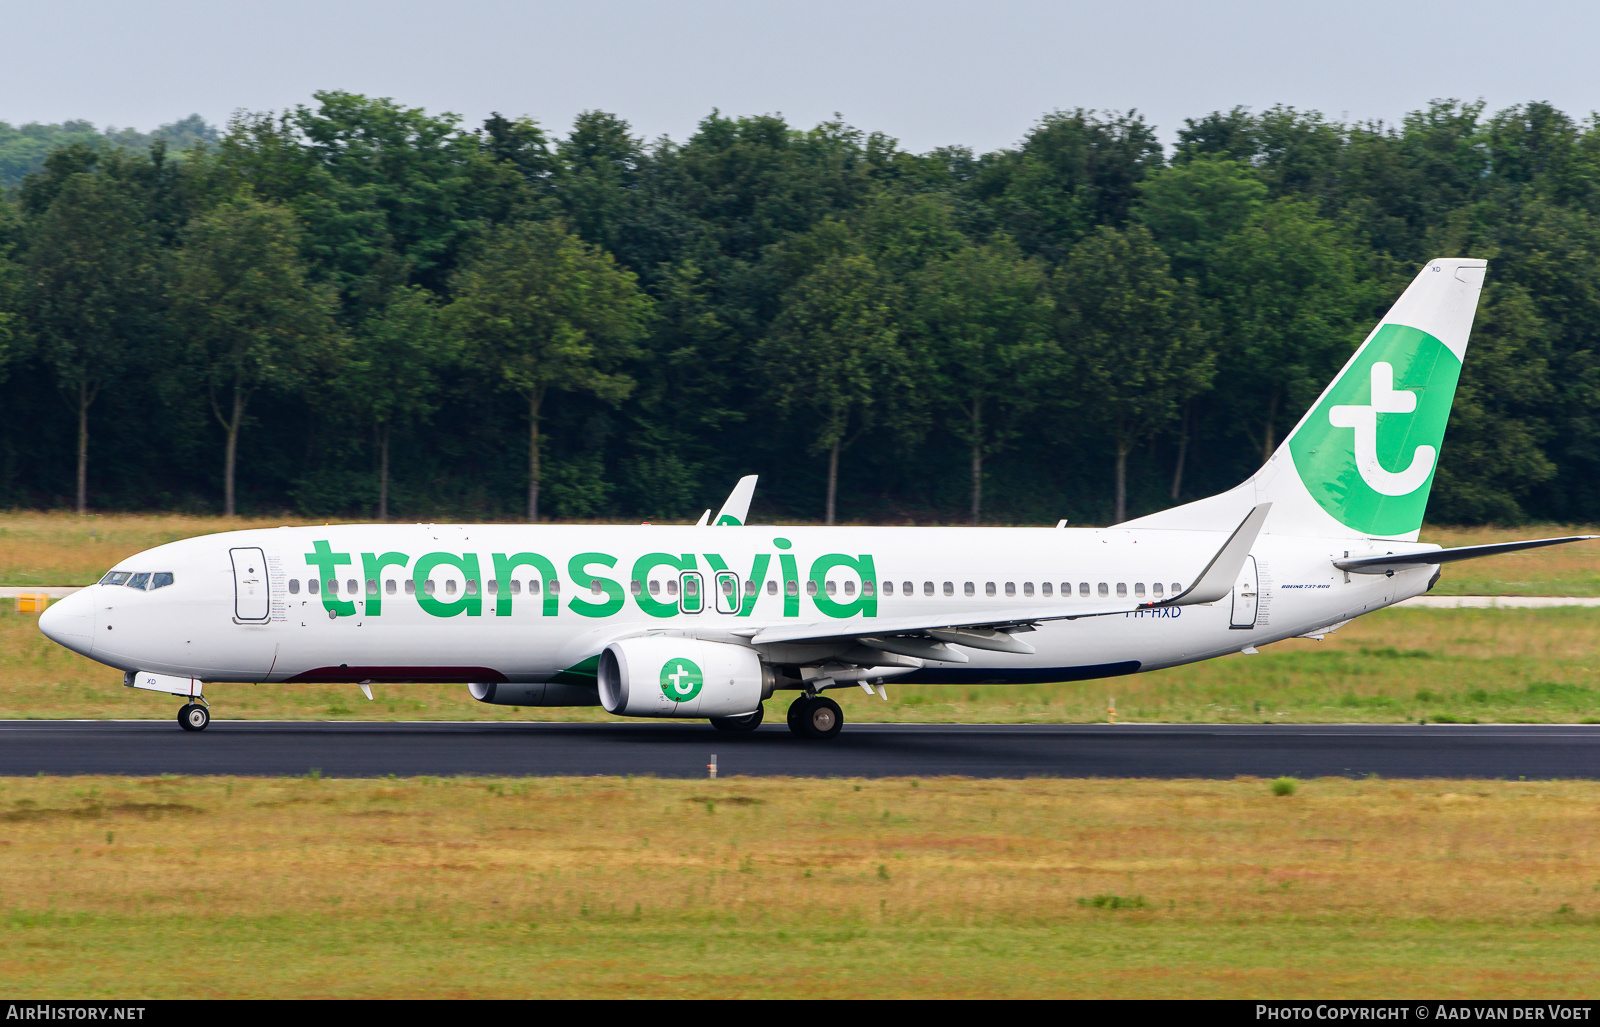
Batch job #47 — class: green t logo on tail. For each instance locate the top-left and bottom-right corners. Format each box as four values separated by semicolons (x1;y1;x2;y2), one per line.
1288;324;1461;537
660;658;704;702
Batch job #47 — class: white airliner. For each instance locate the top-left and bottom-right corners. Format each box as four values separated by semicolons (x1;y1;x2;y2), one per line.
38;258;1595;736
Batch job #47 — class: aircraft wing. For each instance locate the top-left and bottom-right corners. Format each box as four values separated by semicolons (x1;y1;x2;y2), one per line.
746;504;1271;655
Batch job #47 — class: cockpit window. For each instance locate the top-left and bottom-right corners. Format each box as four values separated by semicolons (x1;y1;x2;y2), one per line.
100;571;131;586
127;572;151;590
150;572;174;590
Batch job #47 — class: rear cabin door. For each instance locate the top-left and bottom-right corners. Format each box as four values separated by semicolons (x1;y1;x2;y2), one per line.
230;547;271;623
1229;555;1259;629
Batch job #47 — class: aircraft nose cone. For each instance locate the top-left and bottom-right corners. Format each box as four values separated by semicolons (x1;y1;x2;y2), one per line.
39;589;94;653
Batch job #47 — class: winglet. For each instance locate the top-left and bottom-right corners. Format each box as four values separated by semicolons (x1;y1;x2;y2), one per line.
1155;503;1271;606
693;509;711;527
712;475;758;526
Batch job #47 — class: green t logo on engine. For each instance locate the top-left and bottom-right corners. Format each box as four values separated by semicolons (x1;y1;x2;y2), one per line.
660;658;704;702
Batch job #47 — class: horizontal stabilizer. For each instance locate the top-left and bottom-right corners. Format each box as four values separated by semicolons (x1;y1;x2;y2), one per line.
1335;535;1599;574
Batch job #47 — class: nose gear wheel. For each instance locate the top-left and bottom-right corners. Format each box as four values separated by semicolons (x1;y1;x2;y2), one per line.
177;703;210;731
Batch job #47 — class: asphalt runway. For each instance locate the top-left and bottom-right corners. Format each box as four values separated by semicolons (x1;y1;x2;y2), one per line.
2;720;1598;779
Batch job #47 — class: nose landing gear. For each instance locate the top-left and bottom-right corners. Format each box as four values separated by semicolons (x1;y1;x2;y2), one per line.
787;694;842;739
177;703;210;731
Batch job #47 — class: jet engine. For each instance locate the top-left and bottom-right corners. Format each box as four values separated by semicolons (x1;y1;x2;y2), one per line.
598;636;773;718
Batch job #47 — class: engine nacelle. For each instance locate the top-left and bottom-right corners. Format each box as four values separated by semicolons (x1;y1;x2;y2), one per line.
467;682;601;707
598;636;771;718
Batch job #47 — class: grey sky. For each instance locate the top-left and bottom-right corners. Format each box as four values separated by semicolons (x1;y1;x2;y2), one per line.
6;0;1598;153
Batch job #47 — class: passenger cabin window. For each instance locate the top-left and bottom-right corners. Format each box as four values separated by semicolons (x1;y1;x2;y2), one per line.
721;577;736;596
547;579;559;595
882;581;894;595
387;580;397;595
128;572;151;590
767;580;778;595
487;580;499;595
346;579;358;595
1079;582;1090;596
1022;582;1032;597
842;580;853;596
327;579;338;595
446;580;457;595
367;579;378;595
745;579;757;596
631;580;643;595
924;581;933;596
590;579;603;595
1098;583;1109;597
309;578;320;595
667;579;678;596
964;582;975;596
943;582;953;596
1152;583;1164;597
1005;582;1016;597
863;581;874;597
1116;583;1127;597
984;582;995;597
903;581;912;595
1171;582;1181;594
806;581;818;596
511;580;522;595
785;580;797;596
1135;583;1145;598
825;581;837;596
289;579;300;595
425;580;436;595
404;579;415;595
528;579;540;594
649;580;660;595
100;571;131;586
1041;582;1052;596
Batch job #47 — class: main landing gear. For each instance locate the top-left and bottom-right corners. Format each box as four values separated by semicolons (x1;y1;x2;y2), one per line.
787;694;843;740
177;702;210;732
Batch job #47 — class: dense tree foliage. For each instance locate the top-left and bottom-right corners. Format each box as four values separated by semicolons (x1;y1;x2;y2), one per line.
0;93;1596;525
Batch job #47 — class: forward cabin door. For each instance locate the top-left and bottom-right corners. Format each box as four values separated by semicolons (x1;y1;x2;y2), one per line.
1229;555;1259;629
230;547;271;624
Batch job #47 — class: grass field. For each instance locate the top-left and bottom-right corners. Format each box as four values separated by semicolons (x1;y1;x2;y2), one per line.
0;774;1595;998
3;512;1599;594
4;602;1598;724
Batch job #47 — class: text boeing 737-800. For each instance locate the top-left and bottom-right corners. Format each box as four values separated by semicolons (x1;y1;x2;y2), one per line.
37;258;1597;736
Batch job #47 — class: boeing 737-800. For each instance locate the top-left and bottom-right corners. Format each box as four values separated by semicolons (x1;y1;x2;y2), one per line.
37;258;1595;736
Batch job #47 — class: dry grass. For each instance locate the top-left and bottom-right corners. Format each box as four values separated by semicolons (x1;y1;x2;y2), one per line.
0;512;301;586
4;511;1599;593
1422;525;1600;595
6;603;1600;724
0;774;1595;997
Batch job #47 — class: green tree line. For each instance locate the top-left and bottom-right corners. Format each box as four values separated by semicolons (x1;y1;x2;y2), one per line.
0;93;1590;525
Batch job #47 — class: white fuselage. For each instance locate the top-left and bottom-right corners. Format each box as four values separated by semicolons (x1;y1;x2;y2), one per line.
39;523;1435;690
